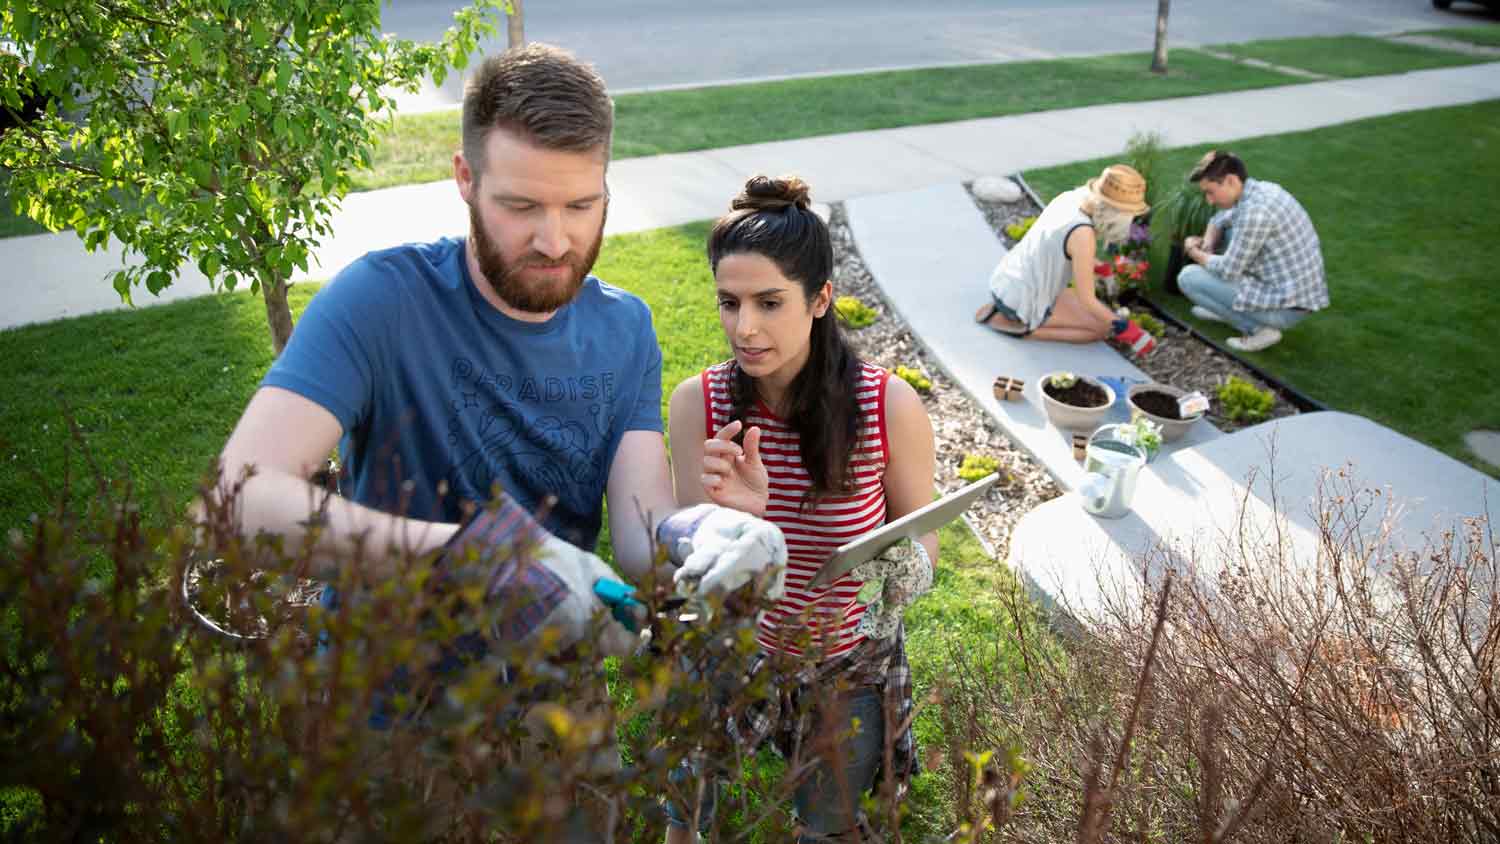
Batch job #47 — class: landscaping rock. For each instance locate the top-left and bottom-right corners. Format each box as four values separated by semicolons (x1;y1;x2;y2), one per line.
1465;429;1500;468
971;176;1022;204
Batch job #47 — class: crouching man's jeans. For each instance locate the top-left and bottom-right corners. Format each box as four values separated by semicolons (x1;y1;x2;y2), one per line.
1178;265;1309;336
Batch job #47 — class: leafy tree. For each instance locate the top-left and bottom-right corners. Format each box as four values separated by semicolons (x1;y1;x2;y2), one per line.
0;0;507;354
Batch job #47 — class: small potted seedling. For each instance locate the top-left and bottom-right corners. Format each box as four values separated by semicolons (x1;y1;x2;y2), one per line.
1113;416;1163;461
1126;382;1207;441
1040;371;1115;431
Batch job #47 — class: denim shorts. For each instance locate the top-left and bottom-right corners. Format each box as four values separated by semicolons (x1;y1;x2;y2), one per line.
986;294;1052;337
663;686;885;841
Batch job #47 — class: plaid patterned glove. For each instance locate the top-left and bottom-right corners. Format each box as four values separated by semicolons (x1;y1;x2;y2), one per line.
443;495;640;657
851;539;933;640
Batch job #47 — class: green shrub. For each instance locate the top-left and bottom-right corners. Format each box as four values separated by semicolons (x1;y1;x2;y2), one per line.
0;448;820;842
1004;216;1037;241
834;294;878;329
1216;375;1275;423
1156;180;1215;243
1131;310;1166;338
893;365;932;393
1124;131;1167;210
957;454;1000;482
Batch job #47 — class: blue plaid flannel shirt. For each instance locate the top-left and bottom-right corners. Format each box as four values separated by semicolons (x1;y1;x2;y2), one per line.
1207;179;1329;312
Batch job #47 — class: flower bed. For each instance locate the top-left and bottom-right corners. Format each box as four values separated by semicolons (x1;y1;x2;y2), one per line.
968;180;1300;434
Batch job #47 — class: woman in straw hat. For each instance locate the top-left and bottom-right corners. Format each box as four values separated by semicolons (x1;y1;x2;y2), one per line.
975;163;1156;357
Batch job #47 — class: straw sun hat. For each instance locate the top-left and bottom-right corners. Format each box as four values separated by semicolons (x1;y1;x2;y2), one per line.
1085;163;1149;215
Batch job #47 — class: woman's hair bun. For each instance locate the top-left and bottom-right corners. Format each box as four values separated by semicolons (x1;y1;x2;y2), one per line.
730;175;811;212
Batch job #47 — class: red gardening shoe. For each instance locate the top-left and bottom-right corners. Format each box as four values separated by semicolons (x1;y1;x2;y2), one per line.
1113;319;1157;359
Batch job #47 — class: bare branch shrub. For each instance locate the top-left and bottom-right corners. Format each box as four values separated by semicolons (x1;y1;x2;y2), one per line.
939;466;1498;843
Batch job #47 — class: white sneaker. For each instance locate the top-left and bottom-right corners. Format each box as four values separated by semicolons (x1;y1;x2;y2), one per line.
1190;305;1230;325
1226;326;1282;352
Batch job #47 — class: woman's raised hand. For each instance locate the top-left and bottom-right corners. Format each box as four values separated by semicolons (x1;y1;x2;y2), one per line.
701;420;770;518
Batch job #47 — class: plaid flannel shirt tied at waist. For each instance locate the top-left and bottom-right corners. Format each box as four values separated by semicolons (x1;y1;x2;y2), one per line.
1206;178;1329;312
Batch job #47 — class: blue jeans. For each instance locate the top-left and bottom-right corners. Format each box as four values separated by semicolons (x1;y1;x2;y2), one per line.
663;686;886;841
1178;265;1308;336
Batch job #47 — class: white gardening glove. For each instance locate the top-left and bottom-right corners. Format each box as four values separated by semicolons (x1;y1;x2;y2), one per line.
443;496;641;658
656;503;787;601
851;538;933;640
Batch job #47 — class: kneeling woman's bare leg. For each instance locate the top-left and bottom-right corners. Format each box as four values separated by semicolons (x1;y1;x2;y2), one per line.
1026;287;1113;344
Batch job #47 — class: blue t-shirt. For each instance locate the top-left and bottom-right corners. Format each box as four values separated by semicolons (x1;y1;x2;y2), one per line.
263;237;663;551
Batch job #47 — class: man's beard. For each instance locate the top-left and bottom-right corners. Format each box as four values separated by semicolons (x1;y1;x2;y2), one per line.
468;202;605;313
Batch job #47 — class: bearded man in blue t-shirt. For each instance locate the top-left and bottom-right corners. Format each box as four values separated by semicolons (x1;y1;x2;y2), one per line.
211;45;786;674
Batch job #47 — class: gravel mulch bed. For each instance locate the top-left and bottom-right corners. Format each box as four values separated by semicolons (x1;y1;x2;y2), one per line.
968;180;1300;433
827;204;1060;559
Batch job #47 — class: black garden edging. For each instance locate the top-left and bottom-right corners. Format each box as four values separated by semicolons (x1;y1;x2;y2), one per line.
1011;172;1329;415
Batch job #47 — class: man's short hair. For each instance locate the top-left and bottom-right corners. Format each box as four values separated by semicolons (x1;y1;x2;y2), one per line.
1189;150;1248;184
461;44;614;174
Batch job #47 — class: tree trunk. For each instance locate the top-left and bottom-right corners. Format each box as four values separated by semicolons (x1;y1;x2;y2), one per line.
263;276;294;357
506;0;525;49
1151;0;1171;74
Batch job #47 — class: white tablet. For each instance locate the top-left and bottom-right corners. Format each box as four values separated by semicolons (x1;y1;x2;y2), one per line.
807;473;1000;587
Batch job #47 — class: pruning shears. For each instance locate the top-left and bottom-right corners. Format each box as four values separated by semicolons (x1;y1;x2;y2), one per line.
593;577;707;638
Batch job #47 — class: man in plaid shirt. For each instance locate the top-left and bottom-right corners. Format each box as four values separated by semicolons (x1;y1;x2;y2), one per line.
1179;151;1329;351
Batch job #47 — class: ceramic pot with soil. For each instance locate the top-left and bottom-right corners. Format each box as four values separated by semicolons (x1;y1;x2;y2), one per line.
1040;372;1115;431
1126;382;1205;441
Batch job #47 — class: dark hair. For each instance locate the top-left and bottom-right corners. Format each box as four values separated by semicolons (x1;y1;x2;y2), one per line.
1189;150;1248;184
708;176;860;505
461;44;613;176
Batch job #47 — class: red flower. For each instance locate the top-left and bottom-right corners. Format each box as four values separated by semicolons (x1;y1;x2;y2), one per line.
1094;262;1113;277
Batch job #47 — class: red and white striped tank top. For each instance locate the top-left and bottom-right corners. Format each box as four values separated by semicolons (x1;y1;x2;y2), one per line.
701;360;891;659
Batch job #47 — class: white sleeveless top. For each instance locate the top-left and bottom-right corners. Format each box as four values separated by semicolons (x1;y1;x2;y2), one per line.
987;186;1094;330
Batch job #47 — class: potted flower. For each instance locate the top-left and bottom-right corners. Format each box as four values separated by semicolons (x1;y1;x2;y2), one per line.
1040;371;1115;431
1126;382;1206;441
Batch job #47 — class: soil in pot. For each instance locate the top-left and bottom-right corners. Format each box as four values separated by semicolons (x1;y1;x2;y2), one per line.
1132;388;1186;420
1043;379;1109;408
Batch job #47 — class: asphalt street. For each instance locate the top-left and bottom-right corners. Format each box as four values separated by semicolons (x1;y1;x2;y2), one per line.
380;0;1496;110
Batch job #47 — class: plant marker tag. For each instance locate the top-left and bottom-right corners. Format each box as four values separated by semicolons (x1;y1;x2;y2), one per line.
1178;391;1210;417
992;375;1026;402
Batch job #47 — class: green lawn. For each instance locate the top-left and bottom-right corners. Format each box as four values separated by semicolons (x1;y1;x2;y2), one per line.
1417;24;1500;48
1023;100;1500;475
0;221;1030;839
1215;34;1489;77
0;172;46;238
352;49;1297;191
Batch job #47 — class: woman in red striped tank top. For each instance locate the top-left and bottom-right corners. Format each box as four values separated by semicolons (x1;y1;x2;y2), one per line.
663;175;937;842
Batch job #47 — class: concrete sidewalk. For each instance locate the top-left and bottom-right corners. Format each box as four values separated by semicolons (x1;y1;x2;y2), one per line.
2;61;1498;331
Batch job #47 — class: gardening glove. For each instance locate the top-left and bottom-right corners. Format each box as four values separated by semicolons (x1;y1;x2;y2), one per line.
851;538;934;640
1112;319;1157;359
442;494;642;658
656;503;787;603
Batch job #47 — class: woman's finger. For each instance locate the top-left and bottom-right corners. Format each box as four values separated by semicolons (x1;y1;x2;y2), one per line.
713;420;743;441
703;439;744;460
702;455;735;476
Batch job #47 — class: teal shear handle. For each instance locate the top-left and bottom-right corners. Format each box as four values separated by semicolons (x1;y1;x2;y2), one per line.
592;578;644;633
